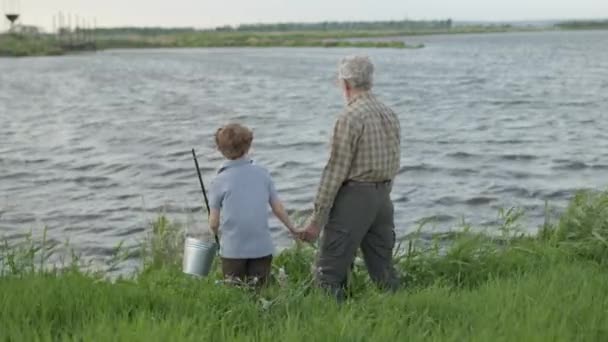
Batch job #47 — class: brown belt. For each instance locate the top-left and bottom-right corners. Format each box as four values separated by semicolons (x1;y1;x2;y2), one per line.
343;180;391;187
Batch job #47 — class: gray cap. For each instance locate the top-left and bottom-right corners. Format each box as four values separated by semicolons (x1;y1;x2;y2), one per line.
338;55;374;90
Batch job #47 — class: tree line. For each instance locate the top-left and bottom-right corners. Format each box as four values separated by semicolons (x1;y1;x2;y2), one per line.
222;19;453;32
85;19;454;36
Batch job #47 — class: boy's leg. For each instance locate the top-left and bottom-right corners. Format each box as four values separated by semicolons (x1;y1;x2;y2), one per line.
246;255;273;286
221;258;247;284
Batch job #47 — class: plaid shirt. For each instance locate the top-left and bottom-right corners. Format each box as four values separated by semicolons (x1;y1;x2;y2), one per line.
310;92;401;227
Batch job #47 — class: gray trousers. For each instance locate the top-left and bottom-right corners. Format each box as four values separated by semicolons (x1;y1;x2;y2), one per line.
315;182;399;295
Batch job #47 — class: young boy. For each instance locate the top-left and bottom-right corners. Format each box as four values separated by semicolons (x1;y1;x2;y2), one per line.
208;123;296;286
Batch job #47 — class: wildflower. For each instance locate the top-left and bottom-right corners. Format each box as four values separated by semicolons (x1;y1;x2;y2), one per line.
259;298;273;311
277;267;288;288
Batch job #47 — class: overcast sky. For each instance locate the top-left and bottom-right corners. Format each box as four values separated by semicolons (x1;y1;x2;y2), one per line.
3;0;608;31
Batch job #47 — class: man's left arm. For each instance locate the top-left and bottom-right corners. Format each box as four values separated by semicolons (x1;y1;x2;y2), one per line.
390;115;402;194
303;115;360;240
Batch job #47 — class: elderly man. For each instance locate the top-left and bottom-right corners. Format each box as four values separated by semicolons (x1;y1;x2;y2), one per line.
300;56;401;299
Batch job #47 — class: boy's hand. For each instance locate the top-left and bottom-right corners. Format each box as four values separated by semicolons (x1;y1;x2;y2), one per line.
286;226;301;239
299;223;321;242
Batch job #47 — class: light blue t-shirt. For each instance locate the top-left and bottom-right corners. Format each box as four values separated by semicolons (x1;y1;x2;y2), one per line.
209;157;278;259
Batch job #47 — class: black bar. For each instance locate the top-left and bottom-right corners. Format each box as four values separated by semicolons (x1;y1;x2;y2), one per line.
192;148;210;214
191;148;219;246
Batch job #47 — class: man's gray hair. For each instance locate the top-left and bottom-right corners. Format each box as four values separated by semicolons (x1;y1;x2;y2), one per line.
338;55;374;90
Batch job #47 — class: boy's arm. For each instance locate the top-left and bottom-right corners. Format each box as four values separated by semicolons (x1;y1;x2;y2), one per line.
209;208;220;236
270;199;295;234
267;174;296;234
208;178;223;236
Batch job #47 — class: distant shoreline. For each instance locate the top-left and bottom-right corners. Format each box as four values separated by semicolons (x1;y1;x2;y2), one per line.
1;23;606;57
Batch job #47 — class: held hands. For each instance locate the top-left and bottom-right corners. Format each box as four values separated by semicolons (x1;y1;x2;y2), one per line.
279;206;320;243
293;223;321;243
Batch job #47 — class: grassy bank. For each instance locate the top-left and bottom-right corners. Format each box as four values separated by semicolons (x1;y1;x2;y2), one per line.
0;34;64;57
0;34;97;57
2;190;608;341
1;24;520;57
3;19;608;57
94;30;427;49
90;21;517;50
92;24;530;50
556;20;608;30
0;30;419;57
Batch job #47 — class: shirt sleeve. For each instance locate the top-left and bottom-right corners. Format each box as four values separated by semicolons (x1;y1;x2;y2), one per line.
310;114;361;228
208;178;223;210
391;116;401;194
268;176;280;204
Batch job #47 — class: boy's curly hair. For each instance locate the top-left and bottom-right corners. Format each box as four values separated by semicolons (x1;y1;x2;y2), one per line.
215;123;253;160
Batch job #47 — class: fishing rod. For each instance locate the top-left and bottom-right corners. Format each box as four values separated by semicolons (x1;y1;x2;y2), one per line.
191;148;219;246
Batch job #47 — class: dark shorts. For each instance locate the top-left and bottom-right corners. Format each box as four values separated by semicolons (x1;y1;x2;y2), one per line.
221;255;273;286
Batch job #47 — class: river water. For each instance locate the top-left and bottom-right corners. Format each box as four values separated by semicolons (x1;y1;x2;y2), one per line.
1;30;607;268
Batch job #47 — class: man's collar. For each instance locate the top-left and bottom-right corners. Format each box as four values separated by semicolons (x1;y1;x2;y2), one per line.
347;91;372;106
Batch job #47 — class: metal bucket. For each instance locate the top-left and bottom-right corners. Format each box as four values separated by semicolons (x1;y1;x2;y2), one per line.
183;237;218;277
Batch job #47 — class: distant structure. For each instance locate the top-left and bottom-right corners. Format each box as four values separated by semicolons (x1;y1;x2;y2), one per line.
3;0;20;32
53;11;98;51
5;13;18;28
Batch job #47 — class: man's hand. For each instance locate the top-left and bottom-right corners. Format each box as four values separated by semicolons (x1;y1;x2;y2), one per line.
299;223;321;242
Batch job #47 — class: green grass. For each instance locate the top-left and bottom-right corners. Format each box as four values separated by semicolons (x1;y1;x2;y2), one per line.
0;34;64;57
1;23;578;57
93;24;533;50
89;24;544;51
556;20;608;30
2;190;608;341
79;25;532;51
0;29;426;58
4;21;605;57
95;30;422;49
0;34;97;57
